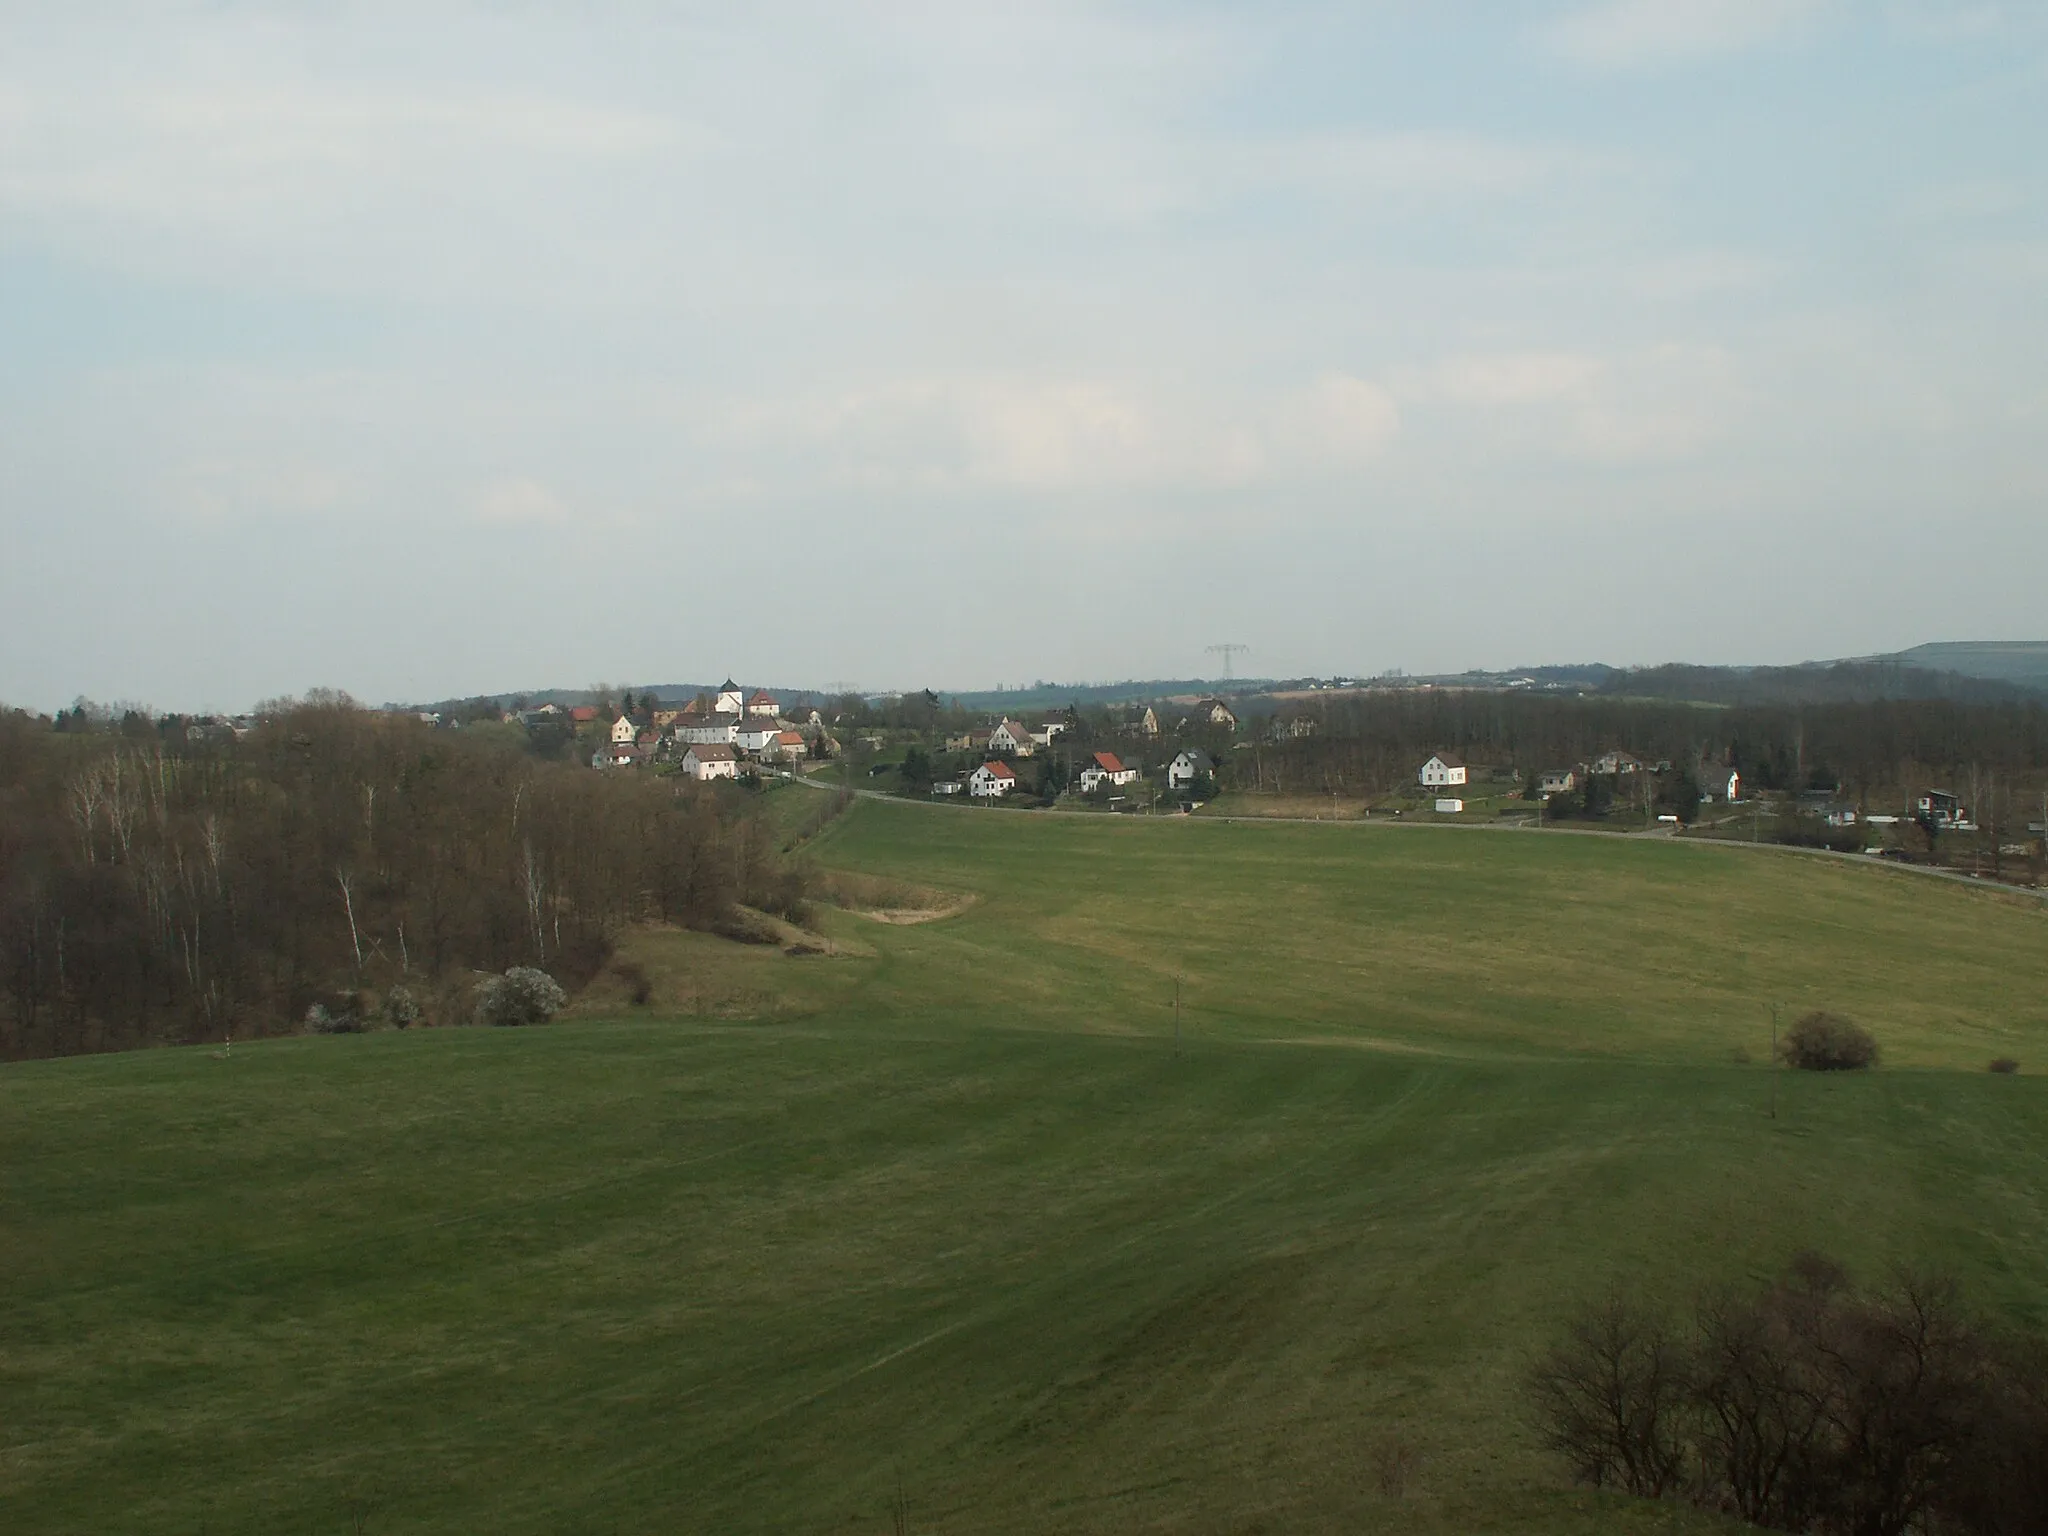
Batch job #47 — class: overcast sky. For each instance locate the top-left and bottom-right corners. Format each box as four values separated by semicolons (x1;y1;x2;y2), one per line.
2;1;2044;710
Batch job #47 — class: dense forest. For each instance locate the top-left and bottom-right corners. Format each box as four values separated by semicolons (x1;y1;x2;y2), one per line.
0;698;805;1062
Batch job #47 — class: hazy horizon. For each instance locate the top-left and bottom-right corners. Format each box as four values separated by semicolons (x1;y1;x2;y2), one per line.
4;3;2045;713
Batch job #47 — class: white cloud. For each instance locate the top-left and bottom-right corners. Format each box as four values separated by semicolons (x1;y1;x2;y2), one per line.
473;478;569;527
1399;347;1738;463
1547;0;1833;67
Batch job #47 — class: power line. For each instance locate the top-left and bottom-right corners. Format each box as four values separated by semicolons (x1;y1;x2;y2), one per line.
1205;642;1250;682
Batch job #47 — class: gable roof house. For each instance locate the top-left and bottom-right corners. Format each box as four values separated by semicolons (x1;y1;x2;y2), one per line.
1196;699;1238;731
680;742;739;781
1418;753;1468;788
714;679;745;716
1591;750;1644;776
970;761;1018;798
568;706;598;725
1538;767;1579;796
1079;751;1140;793
744;689;780;718
610;714;640;746
988;719;1036;757
734;718;781;754
677;711;741;746
1698;765;1741;803
1167;748;1215;790
1124;705;1160;739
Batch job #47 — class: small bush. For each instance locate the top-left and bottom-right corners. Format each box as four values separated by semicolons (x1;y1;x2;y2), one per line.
1989;1057;2020;1075
382;985;420;1029
1779;1010;1879;1071
611;959;653;1006
475;967;566;1027
304;1002;363;1035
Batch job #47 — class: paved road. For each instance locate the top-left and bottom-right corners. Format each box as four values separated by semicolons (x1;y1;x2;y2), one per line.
790;770;2048;903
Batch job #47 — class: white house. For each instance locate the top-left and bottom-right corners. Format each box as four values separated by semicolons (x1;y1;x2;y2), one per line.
677;711;740;746
1195;699;1238;731
1031;717;1070;748
734;718;780;755
744;689;779;718
970;761;1017;798
714;678;745;716
1538;767;1578;796
609;714;638;746
1167;748;1215;791
1418;753;1468;788
1079;751;1140;793
988;719;1035;757
681;742;739;781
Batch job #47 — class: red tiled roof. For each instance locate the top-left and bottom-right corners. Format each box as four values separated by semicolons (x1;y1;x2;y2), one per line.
569;706;597;722
1091;751;1126;773
982;761;1016;780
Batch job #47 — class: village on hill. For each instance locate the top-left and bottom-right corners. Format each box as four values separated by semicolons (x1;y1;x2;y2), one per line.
482;675;2003;856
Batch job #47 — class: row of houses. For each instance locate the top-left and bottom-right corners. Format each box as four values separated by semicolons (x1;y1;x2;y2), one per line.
1419;752;1744;802
949;748;1218;800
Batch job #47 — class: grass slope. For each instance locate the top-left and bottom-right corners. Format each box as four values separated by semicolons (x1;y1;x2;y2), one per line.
4;803;2047;1534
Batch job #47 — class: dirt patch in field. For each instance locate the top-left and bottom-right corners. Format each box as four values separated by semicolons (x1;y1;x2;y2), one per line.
855;896;978;925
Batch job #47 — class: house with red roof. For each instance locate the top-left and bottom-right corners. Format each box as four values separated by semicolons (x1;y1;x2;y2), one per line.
970;761;1017;798
1079;751;1139;793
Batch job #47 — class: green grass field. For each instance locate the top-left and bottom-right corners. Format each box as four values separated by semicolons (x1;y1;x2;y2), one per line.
5;803;2047;1533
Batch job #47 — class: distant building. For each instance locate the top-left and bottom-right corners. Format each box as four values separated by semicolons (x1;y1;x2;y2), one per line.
988;720;1035;758
1538;767;1578;796
744;689;779;718
1591;751;1645;777
1194;699;1238;731
1079;751;1140;793
610;714;638;746
1915;789;1966;827
681;742;739;781
1418;753;1468;788
1167;748;1215;791
714;678;745;716
970;761;1017;798
1700;766;1741;803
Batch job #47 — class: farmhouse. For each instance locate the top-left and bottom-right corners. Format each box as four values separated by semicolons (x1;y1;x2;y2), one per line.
1079;751;1140;793
680;742;738;781
1418;753;1468;788
970;761;1018;798
1167;748;1215;791
1700;766;1741;803
988;720;1036;757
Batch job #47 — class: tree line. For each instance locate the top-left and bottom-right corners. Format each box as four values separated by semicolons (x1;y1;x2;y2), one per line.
0;697;806;1061
1228;692;2048;809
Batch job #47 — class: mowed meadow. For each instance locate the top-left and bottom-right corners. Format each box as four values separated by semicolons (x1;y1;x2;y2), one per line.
5;802;2048;1534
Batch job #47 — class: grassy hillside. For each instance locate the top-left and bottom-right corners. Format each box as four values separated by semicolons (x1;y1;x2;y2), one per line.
4;802;2047;1534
